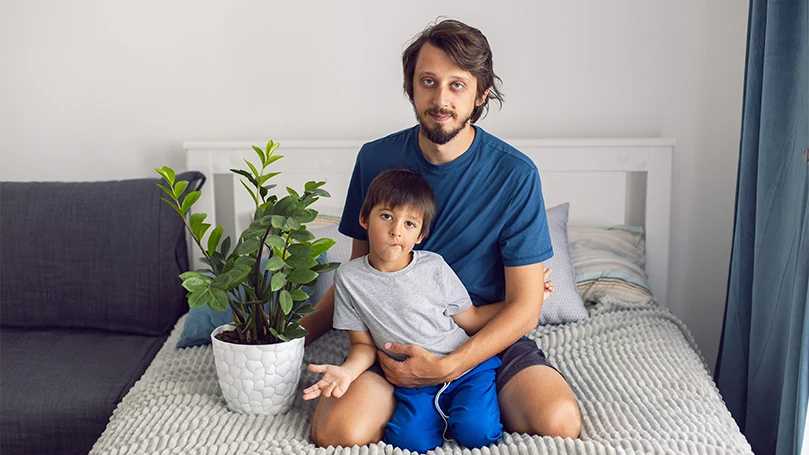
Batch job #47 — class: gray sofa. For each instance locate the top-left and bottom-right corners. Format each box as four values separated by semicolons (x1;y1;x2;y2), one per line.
0;173;203;455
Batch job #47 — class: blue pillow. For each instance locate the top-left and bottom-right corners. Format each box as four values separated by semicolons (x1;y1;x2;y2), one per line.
176;253;322;348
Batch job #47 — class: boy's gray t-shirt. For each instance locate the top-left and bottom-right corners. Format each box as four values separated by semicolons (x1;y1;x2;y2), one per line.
333;250;472;360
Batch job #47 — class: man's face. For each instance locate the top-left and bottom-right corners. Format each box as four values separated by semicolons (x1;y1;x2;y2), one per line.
411;43;485;145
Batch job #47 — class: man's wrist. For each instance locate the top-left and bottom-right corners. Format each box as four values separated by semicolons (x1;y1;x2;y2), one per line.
440;351;464;382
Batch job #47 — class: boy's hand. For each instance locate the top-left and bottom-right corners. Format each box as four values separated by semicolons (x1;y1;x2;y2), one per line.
543;267;554;300
302;364;353;400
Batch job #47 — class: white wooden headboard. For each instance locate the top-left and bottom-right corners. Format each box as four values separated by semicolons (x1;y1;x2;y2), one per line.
184;138;674;304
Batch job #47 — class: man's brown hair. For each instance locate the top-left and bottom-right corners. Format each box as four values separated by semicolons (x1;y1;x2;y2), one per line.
402;19;504;123
359;168;436;238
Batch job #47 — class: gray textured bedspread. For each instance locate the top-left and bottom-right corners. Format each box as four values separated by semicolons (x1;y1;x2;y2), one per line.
91;298;752;454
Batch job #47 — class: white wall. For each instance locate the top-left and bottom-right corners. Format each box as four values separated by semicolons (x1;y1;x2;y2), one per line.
0;0;748;372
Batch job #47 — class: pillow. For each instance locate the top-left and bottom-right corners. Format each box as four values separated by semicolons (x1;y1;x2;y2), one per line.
303;206;587;325
309;224;353;306
539;203;588;324
0;172;203;336
567;225;654;305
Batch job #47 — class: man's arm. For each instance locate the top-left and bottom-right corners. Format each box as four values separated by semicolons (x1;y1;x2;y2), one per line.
301;239;370;346
451;267;552;336
380;262;545;386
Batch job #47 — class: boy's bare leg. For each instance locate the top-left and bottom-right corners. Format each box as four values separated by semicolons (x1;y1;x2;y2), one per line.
498;365;582;438
310;371;396;447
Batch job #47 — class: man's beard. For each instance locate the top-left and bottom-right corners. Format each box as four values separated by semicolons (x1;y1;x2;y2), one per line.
415;108;472;145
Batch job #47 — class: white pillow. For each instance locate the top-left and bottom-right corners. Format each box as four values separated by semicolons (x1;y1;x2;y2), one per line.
540;203;588;324
310;224;352;305
309;204;588;325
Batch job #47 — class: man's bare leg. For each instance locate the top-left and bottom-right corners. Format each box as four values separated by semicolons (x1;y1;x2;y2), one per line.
498;365;582;438
310;371;396;447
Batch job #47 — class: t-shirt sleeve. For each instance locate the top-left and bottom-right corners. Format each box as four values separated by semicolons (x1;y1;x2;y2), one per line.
332;270;368;332
338;150;369;241
498;169;554;267
440;259;473;316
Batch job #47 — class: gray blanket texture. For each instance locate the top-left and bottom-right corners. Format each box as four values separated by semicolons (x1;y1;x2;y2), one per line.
90;297;752;454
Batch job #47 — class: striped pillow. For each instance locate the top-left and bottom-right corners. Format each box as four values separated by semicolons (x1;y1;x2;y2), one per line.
567;226;655;305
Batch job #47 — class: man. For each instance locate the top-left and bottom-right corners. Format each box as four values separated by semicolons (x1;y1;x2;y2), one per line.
301;19;582;447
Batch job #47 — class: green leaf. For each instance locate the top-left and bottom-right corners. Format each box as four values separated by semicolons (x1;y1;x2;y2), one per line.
312;261;340;273
289;289;310;302
270;272;286;292
287;243;315;257
265;235;286;249
252;145;266;164
188;291;207;308
270;216;286;229
189;213;207;239
156;166;176;186
265;255;285;271
274;195;297;217
294;209;318;224
269;327;289;343
244;159;259;178
220;236;232;256
240;180;258;206
282;323;308;340
161;197;184;217
180;271;212;282
231;168;257;184
285;254;318;270
181;191;201;214
265;154;283;166
279;290;293;315
287;187;300;199
267;140;280;156
207;226;223;254
310;238;336;257
258;172;280;186
286;216;301;230
289;229;314;242
156;183;176;200
209;288;229;311
312;188;331;198
241;226;267;239
237;238;260;256
181;276;208;293
293;304;318;317
172;180;189;199
287;269;318;284
304;181;325;192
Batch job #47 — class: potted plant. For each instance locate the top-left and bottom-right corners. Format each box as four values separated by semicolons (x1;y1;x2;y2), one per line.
155;140;339;415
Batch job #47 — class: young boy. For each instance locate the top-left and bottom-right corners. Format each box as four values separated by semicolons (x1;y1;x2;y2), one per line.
302;168;505;452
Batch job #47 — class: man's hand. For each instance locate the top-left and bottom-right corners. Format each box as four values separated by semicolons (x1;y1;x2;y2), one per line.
378;342;452;387
302;364;353;400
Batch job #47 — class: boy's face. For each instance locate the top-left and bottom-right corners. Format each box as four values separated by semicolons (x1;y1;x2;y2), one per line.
360;204;425;273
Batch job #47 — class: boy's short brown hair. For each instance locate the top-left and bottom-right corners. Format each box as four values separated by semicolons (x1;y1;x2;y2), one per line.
359;168;436;238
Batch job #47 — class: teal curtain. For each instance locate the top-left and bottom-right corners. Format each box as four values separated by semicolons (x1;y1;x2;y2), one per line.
714;1;809;454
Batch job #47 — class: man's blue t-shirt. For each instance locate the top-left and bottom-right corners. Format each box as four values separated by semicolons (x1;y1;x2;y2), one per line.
339;125;553;306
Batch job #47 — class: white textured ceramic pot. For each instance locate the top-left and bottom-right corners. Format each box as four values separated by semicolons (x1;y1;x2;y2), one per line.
211;324;305;415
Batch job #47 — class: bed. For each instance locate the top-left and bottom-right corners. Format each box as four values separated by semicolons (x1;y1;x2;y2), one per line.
90;138;753;454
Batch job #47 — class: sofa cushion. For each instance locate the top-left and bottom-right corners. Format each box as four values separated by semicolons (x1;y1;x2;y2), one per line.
0;172;204;335
0;328;167;455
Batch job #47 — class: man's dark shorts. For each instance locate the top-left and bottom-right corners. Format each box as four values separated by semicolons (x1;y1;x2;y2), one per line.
368;337;562;393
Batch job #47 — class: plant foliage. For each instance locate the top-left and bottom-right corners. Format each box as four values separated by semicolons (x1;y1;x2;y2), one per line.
156;140;338;344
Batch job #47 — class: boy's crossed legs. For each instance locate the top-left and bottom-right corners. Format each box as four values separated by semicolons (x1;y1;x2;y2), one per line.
310;342;581;447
